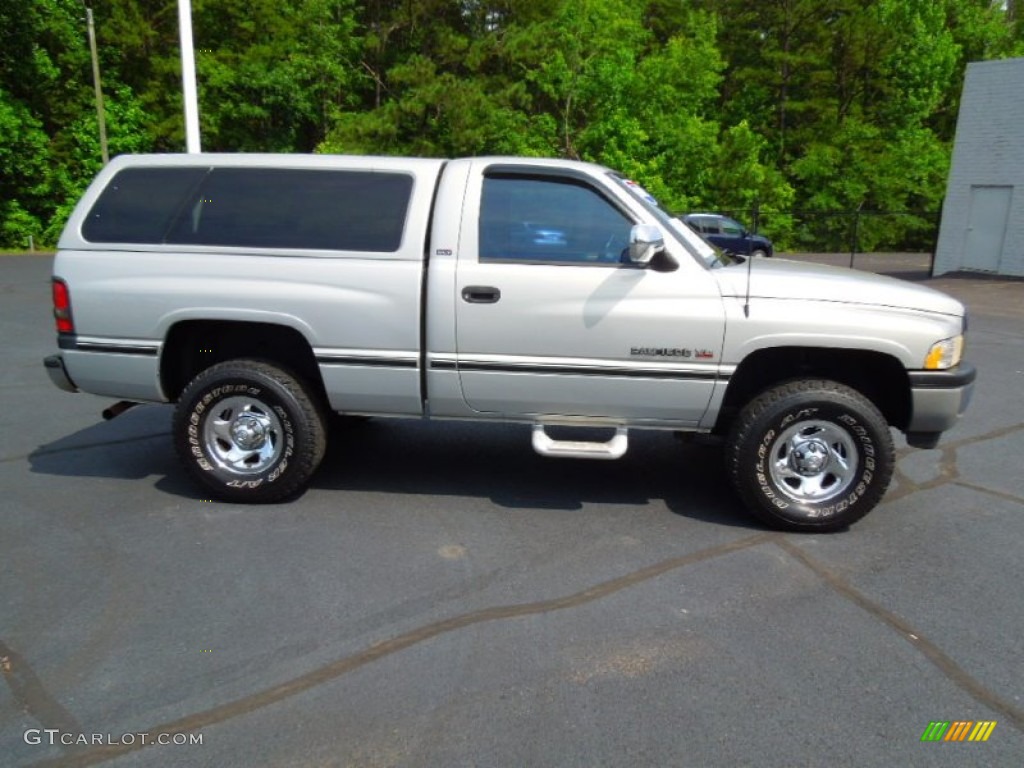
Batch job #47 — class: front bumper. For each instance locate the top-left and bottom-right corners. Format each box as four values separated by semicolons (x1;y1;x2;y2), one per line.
906;362;976;435
44;354;78;393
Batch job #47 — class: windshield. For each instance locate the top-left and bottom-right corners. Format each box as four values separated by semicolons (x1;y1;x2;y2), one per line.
607;174;733;267
719;216;745;234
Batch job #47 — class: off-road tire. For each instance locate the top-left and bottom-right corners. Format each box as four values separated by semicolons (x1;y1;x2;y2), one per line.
727;379;895;532
173;359;327;502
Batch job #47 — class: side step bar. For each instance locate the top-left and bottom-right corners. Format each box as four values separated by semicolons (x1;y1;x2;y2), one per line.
531;425;629;460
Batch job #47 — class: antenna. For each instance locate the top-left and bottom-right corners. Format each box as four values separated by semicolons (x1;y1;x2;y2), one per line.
743;250;753;317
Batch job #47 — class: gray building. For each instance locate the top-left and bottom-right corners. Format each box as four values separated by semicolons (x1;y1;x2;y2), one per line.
934;57;1024;277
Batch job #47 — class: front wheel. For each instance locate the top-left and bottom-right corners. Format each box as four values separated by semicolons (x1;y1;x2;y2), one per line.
726;380;894;532
173;360;327;502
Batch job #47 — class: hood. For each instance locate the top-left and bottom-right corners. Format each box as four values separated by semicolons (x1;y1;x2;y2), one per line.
712;257;965;317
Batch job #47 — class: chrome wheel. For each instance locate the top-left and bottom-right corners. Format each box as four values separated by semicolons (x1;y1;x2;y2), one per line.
175;360;327;502
202;396;284;474
727;379;894;531
768;420;857;503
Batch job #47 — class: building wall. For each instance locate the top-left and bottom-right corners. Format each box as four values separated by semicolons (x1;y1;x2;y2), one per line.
934;58;1024;277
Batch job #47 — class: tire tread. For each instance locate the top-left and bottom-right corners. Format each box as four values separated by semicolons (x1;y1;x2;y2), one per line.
726;379;895;532
172;359;327;503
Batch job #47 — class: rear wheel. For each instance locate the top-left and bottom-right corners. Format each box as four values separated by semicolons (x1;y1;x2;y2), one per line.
726;379;894;531
173;359;327;502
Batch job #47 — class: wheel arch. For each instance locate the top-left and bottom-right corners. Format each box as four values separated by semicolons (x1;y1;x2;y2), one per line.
160;319;326;404
715;346;910;435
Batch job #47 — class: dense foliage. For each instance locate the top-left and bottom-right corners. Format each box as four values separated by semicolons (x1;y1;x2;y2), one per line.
2;0;1021;248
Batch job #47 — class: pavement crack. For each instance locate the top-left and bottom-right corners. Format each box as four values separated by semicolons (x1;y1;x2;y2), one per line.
945;422;1024;450
951;479;1024;507
776;539;1024;733
888;444;960;502
889;421;1024;503
26;532;773;768
0;639;85;752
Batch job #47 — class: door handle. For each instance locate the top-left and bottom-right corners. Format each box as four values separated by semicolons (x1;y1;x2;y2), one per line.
461;286;501;304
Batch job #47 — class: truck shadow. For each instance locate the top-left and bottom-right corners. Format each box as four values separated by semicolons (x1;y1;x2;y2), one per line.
28;405;757;529
28;405;180;481
319;418;756;527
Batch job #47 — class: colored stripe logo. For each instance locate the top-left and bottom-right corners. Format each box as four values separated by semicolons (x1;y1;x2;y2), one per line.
921;721;996;742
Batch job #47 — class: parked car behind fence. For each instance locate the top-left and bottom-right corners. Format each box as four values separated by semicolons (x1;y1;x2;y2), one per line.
682;213;774;258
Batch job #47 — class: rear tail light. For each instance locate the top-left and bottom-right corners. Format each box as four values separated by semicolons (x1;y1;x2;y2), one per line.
52;278;74;334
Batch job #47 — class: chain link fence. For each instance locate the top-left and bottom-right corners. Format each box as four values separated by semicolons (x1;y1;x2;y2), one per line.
685;208;941;271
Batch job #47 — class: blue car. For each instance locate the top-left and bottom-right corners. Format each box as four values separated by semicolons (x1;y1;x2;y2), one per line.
682;213;773;258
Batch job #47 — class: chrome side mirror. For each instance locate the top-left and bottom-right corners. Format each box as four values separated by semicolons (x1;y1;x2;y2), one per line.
628;224;665;266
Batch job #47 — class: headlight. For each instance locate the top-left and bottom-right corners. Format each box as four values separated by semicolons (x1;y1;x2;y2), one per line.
924;335;964;370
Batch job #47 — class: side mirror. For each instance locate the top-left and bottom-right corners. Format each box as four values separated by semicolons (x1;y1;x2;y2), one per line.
628;224;665;266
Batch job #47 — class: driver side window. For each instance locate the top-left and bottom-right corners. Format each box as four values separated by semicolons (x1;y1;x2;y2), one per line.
479;175;633;265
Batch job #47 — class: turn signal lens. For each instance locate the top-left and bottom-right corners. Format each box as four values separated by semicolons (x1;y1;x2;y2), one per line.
924;335;963;370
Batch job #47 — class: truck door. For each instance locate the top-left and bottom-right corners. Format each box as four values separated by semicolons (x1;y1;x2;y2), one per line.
453;165;726;425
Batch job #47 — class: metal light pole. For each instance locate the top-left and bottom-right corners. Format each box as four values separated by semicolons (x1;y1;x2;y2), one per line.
85;8;109;164
178;0;202;153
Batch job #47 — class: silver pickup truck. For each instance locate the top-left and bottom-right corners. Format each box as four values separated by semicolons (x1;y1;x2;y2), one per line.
44;154;975;531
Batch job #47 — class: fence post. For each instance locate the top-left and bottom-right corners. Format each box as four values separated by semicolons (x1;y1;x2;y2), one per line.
849;203;863;269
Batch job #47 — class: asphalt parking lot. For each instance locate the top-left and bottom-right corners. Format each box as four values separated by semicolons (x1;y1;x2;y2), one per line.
2;252;1022;767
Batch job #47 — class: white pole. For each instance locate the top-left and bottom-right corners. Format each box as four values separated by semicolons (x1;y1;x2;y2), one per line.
86;8;109;164
178;0;201;153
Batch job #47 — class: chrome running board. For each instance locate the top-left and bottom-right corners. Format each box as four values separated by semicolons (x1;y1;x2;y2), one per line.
531;425;629;460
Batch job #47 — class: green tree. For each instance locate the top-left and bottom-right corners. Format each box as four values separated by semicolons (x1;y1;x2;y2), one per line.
0;89;51;246
101;0;362;152
4;0;1024;250
322;1;730;212
324;0;560;156
701;0;842;165
0;0;115;246
193;0;362;150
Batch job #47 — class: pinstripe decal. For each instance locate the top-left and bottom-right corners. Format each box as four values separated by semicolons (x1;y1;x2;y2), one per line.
430;357;730;382
61;336;160;356
316;354;418;369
